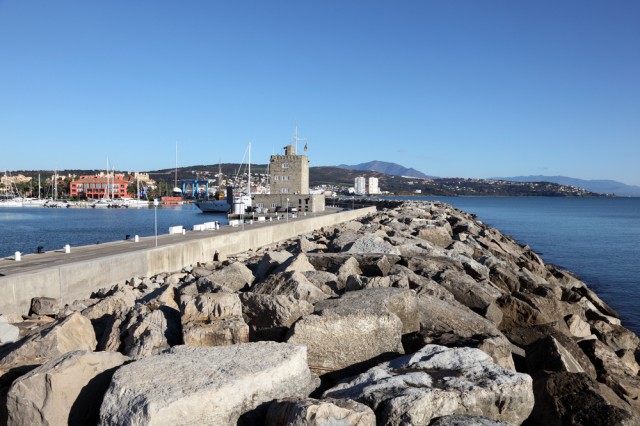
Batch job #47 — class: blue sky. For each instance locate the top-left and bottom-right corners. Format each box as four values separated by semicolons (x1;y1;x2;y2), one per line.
1;1;639;184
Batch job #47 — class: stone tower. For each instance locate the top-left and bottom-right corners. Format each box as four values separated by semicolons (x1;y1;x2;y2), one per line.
269;145;309;195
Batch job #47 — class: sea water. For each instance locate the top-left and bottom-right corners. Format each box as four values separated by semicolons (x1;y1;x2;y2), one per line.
1;197;638;335
0;204;227;258
402;196;640;335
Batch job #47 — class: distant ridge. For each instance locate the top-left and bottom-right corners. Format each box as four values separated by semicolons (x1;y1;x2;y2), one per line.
337;161;432;179
495;175;640;197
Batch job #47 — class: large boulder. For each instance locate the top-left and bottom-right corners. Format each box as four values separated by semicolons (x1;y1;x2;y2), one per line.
323;344;534;425
314;288;420;334
81;287;137;341
99;343;319;425
180;293;248;346
286;309;404;376
240;293;314;341
529;371;637;425
121;305;181;359
252;271;329;305
265;397;375;426
345;236;401;255
29;297;62;317
206;261;255;292
0;312;96;369
6;350;128;426
429;416;512;426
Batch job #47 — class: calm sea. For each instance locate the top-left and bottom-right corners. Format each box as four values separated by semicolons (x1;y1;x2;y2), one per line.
400;196;640;336
0;204;227;257
1;198;638;335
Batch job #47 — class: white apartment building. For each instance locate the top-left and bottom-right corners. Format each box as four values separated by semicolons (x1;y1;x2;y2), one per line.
368;177;379;195
354;176;366;195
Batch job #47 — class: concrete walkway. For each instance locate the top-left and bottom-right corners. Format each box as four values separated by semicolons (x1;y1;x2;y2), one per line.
0;206;376;316
0;210;332;277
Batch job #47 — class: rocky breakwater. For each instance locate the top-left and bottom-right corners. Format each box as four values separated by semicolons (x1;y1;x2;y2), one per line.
0;200;638;425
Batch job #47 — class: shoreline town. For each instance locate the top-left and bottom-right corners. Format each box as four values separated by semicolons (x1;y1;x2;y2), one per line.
0;139;638;425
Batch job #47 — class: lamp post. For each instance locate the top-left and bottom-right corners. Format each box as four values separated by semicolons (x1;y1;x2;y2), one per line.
153;198;159;247
241;200;245;231
286;198;289;223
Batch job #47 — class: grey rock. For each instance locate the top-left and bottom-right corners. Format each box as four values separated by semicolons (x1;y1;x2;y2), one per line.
206;261;255;292
266;397;375;426
0;316;20;346
29;297;61;316
253;271;329;304
99;343;319;425
286;309;404;375
429;415;512;426
436;270;501;311
345;236;401;255
315;288;420;334
122;305;181;359
240;293;314;341
273;253;317;275
526;336;586;374
302;270;340;295
323;344;534;426
529;371;637;426
414;225;453;247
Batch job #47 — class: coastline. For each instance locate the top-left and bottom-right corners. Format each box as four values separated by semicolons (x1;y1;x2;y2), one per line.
0;200;638;424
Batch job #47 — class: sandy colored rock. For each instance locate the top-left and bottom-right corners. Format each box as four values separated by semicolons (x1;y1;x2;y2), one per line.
99;343;319;425
6;350;128;426
0;312;96;368
286;309;404;375
266;397;375;426
240;293;314;341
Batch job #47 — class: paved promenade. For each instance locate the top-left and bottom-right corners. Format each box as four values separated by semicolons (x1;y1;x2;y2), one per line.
0;207;376;316
0;210;329;277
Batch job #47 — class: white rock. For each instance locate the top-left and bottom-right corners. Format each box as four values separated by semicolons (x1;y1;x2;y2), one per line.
0;318;20;345
324;344;534;426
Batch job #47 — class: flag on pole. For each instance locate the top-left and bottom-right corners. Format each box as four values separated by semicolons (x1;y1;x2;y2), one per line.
304;142;308;152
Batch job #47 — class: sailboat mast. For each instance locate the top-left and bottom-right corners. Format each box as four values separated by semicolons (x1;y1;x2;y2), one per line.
38;174;41;200
175;142;178;189
248;142;251;195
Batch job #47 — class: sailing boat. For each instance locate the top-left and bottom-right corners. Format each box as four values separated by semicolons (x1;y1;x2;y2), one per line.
124;173;149;208
195;143;252;214
194;163;231;213
172;142;183;197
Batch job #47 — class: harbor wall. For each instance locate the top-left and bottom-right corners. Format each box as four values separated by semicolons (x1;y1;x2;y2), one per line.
0;207;376;316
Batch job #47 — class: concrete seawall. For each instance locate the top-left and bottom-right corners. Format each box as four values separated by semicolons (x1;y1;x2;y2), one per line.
0;207;377;316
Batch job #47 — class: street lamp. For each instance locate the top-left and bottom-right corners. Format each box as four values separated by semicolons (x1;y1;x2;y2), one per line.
153;198;159;247
241;200;245;230
286;198;289;223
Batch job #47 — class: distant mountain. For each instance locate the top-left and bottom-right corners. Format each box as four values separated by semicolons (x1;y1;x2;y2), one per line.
495;175;640;197
337;161;432;179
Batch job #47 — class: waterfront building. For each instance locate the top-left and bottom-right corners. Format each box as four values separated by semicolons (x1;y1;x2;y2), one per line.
354;177;366;195
70;174;131;199
253;139;324;214
269;144;309;195
368;177;380;195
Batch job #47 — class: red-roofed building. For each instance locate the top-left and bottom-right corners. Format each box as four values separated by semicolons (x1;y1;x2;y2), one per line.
70;174;131;199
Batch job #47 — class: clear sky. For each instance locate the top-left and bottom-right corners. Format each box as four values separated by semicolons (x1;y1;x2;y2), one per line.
1;1;639;184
